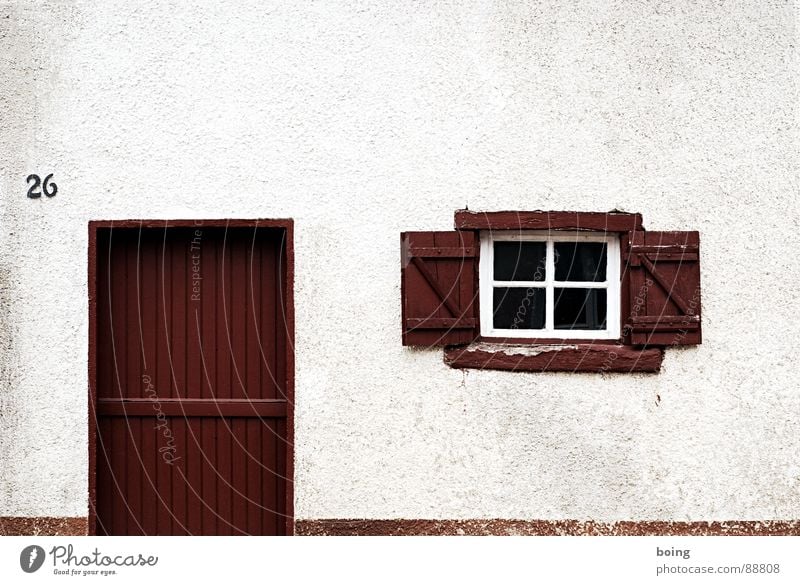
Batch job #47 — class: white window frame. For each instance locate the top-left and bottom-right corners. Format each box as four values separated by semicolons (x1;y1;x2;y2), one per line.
479;231;621;340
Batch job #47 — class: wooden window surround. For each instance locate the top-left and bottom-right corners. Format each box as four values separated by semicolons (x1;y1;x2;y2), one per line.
401;210;701;373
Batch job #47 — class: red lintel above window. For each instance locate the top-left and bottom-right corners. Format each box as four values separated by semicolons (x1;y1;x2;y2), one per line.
454;210;643;232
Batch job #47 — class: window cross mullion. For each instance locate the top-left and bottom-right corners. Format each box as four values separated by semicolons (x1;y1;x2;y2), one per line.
545;239;554;333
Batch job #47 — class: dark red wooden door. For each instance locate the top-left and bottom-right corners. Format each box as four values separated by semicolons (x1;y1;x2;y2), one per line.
94;225;290;535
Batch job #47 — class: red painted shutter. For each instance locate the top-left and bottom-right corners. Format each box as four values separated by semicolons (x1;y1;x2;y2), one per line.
624;231;701;345
401;231;478;346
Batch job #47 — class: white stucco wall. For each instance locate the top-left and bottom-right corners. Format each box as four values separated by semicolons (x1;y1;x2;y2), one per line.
0;1;797;520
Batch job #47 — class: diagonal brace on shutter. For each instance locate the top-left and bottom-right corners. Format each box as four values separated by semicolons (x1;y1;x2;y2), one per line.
410;256;462;317
638;255;692;315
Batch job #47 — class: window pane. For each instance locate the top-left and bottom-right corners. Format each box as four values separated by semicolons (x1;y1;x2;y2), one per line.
554;242;607;282
494;242;546;281
493;287;545;330
554;288;607;330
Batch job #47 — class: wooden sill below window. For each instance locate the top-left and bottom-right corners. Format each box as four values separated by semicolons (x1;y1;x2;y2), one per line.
444;342;663;373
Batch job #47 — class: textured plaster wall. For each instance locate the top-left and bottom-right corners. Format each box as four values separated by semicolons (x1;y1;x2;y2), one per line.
0;1;797;520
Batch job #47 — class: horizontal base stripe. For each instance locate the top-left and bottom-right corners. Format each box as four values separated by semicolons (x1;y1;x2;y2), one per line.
295;519;800;536
0;517;88;536
7;517;798;536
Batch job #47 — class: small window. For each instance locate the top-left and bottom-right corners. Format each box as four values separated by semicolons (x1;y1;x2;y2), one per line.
479;231;620;339
401;212;701;371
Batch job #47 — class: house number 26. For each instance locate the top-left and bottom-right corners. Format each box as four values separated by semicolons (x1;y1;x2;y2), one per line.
26;173;58;198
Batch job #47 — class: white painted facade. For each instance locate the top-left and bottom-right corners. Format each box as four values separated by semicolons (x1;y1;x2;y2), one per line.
0;1;798;522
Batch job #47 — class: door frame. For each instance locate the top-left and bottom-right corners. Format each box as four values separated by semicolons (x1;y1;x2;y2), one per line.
87;219;295;535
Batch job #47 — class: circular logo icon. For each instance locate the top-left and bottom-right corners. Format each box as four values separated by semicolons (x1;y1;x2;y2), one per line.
20;545;46;573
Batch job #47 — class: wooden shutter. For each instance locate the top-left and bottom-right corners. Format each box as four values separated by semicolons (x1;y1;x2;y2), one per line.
401;231;478;346
624;231;701;345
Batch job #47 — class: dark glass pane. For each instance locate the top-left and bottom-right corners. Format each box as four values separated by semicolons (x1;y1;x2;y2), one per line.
554;288;607;330
554;242;606;282
494;242;546;281
493;287;546;330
